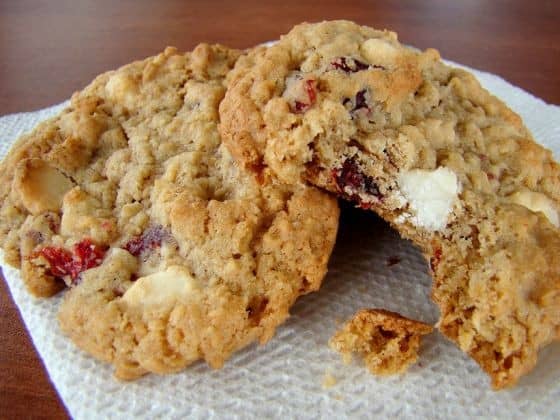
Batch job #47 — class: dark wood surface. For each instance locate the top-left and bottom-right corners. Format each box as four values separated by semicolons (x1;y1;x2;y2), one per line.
0;0;559;417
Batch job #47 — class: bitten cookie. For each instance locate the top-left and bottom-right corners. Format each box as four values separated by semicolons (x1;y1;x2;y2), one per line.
0;44;339;379
329;309;433;375
219;20;560;388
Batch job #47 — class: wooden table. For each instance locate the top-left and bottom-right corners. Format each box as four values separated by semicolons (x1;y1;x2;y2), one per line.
1;0;559;417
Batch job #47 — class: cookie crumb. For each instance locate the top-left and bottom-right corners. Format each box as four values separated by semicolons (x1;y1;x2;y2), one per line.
329;309;432;375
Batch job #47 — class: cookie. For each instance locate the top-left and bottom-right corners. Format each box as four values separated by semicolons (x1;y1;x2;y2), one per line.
329;309;432;375
219;20;560;388
0;44;339;379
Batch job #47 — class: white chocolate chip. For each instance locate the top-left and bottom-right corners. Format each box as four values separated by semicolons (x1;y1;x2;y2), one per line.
398;167;460;231
360;38;399;67
122;266;199;307
509;190;559;227
13;159;74;215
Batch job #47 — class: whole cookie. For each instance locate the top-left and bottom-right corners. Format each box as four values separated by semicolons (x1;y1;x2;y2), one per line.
219;21;560;388
0;44;339;379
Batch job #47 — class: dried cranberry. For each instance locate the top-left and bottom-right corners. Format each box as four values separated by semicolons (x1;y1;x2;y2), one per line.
331;57;370;73
37;239;106;281
73;239;105;273
430;248;443;272
38;247;74;278
124;225;170;257
305;79;317;104
354;60;370;71
335;159;363;190
332;156;381;206
353;89;369;112
343;90;371;117
331;57;350;72
363;177;380;198
293;79;317;114
124;237;144;257
294;101;308;113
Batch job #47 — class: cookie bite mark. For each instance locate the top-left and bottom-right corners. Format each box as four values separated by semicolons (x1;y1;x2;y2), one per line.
218;20;560;388
329;309;433;375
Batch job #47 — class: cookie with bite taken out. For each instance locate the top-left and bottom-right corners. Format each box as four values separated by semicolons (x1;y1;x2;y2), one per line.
219;20;560;389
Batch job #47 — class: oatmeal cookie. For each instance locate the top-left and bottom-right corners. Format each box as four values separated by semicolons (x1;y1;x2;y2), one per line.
329;309;433;375
0;44;339;379
219;20;560;388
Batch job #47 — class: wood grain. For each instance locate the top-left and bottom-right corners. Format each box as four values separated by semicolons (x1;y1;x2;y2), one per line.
0;0;559;416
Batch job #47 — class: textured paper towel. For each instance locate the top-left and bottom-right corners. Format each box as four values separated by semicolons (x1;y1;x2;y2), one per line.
1;60;560;420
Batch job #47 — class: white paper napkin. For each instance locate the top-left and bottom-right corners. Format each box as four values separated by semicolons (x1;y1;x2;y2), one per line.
1;61;559;420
